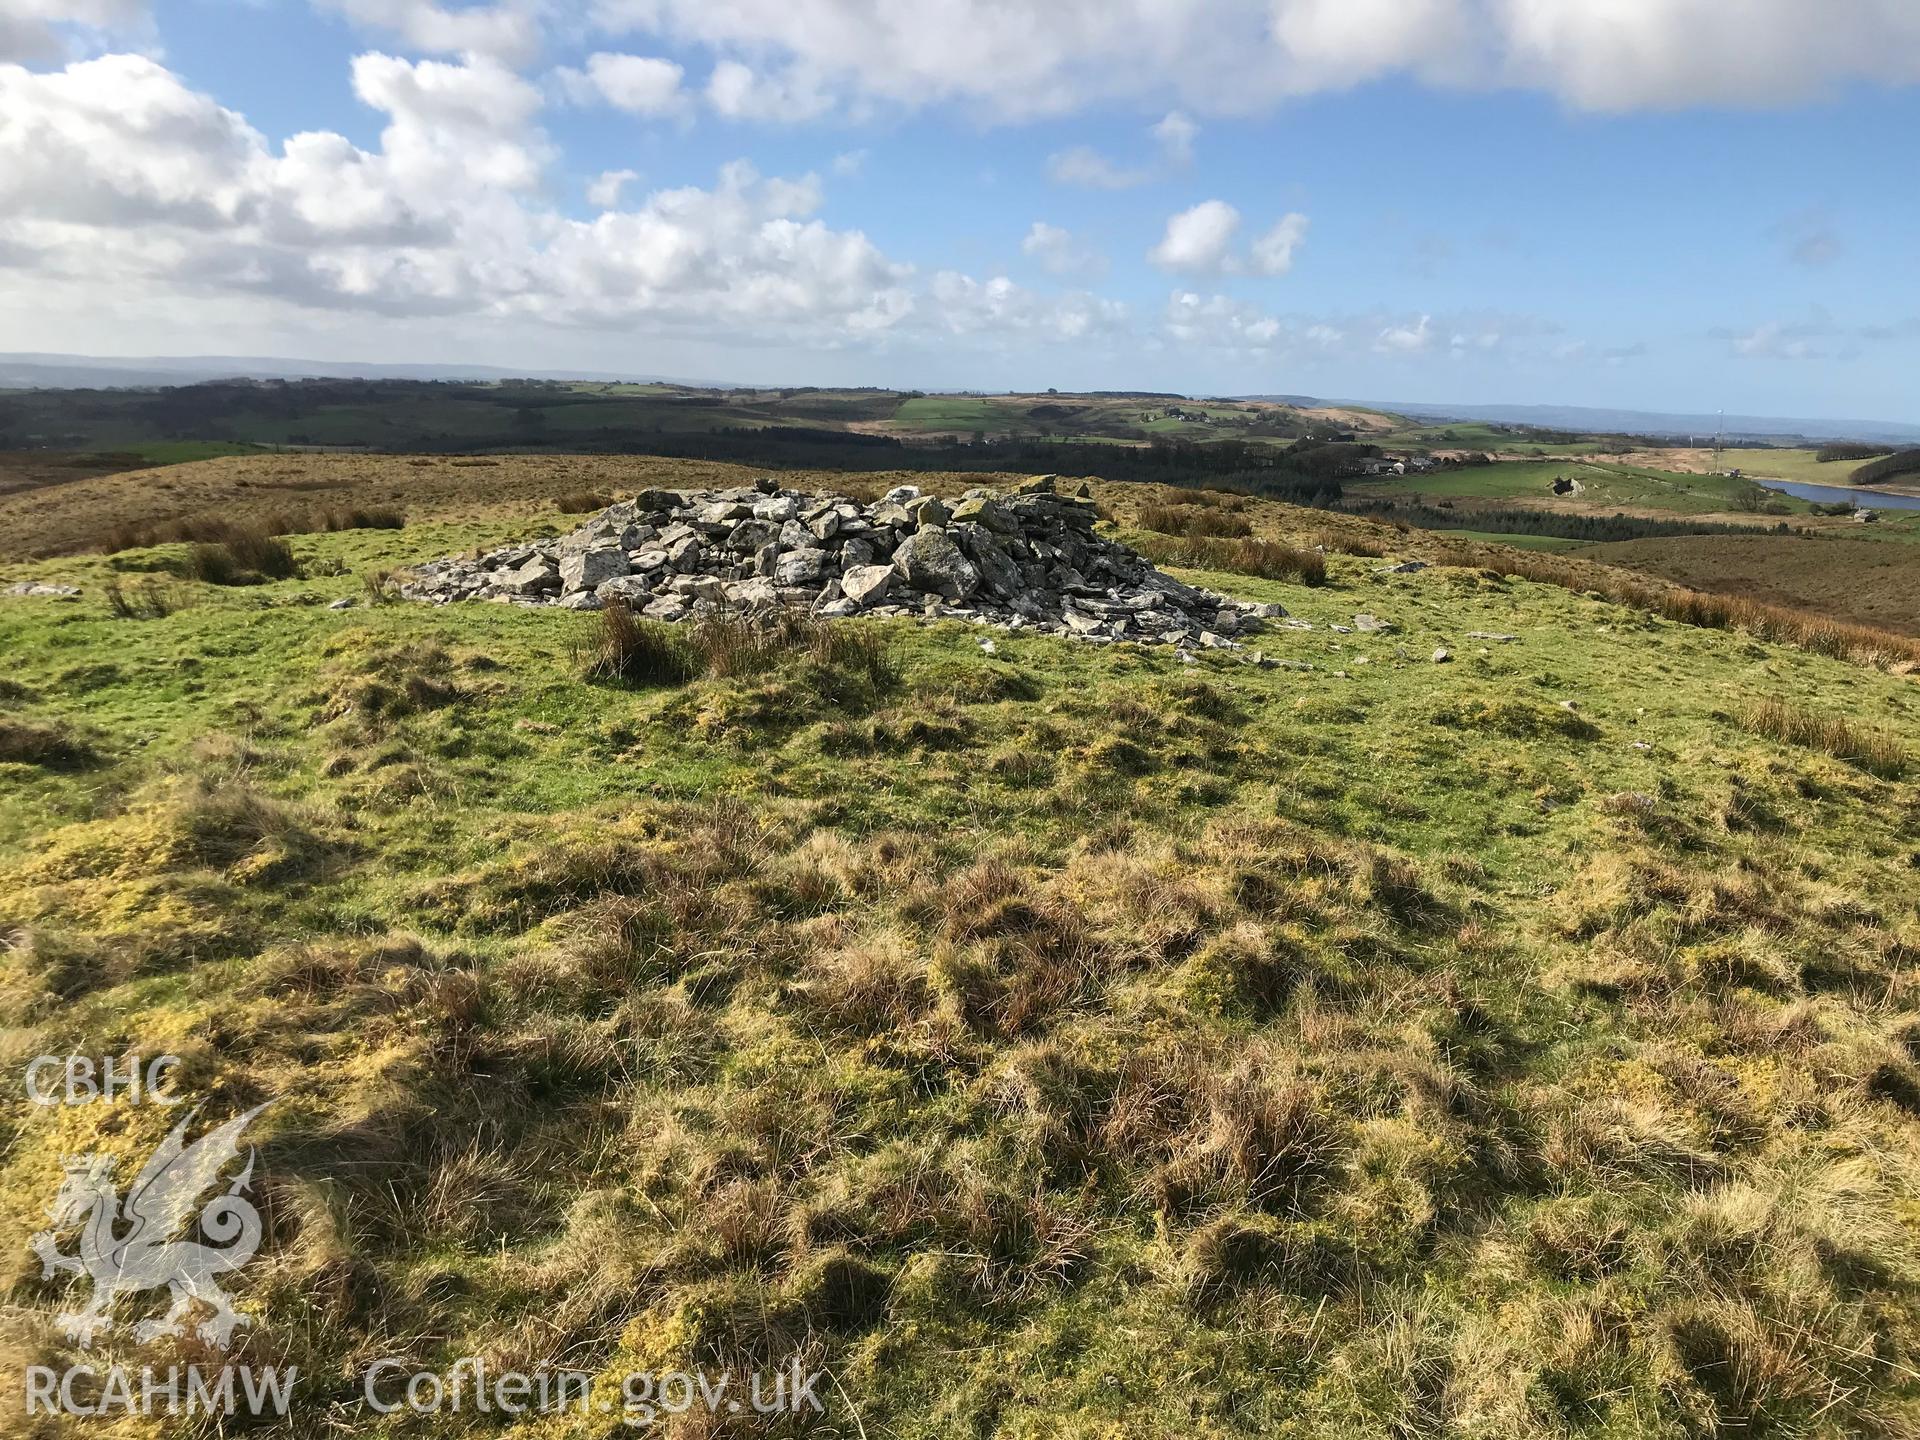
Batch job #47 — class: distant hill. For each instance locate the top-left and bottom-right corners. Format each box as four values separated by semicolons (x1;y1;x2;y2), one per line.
1246;395;1920;447
0;353;724;389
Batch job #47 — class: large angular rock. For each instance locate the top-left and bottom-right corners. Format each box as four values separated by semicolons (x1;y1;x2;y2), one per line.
725;519;780;554
775;547;832;586
841;564;895;606
596;575;654;604
670;574;729;602
752;495;799;522
504;556;559;594
951;522;1026;601
893;527;978;601
951;495;1019;535
906;496;952;529
726;577;780;608
560;547;628;594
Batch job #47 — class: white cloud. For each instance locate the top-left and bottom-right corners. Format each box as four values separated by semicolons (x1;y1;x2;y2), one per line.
705;59;833;121
352;51;549;192
1449;328;1502;354
831;148;868;176
585;0;1920;117
1151;109;1198;163
1048;110;1199;191
1376;314;1435;353
1148;200;1308;277
1149;200;1241;274
1164;291;1283;349
0;0;149;63
930;271;1126;342
316;0;543;67
556;52;685;114
0;54;917;341
1044;145;1146;190
587;167;638;207
1728;320;1827;361
1021;221;1105;278
543;162;912;332
1249;212;1309;275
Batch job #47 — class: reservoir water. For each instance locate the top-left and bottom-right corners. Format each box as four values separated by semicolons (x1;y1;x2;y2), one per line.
1752;477;1920;511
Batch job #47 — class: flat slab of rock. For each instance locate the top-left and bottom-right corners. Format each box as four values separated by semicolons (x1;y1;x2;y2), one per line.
4;582;81;598
842;564;895;606
560;548;628;594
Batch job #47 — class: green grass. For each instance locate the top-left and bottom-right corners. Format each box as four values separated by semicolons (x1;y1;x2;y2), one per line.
888;394;1024;433
123;440;274;464
1426;528;1589;551
3;508;1920;1438
1722;447;1894;486
1377;421;1605;457
1352;459;1813;515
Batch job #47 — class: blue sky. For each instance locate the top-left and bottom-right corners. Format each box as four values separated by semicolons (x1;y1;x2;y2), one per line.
4;1;1920;420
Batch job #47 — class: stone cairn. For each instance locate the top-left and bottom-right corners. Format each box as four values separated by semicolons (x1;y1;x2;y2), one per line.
401;476;1284;648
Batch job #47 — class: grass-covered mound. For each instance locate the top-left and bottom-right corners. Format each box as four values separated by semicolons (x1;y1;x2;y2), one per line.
1;486;1918;1438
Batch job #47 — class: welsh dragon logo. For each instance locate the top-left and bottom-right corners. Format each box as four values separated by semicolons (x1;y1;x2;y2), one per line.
28;1103;270;1349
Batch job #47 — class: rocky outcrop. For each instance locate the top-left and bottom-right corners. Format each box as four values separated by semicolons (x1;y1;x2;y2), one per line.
400;477;1278;648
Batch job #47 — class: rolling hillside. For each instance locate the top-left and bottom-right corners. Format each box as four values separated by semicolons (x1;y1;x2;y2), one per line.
2;458;1918;1437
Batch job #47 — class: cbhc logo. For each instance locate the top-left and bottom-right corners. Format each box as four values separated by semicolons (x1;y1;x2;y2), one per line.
26;1055;183;1106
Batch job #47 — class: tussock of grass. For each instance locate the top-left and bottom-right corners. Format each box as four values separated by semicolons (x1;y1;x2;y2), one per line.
1138;502;1254;539
1132;531;1328;584
553;490;615;513
582;603;695;685
585;604;896;695
1738;695;1908;777
0;715;98;768
177;527;300;585
102;575;186;619
1309;527;1387;558
1429;696;1600;741
102;506;404;553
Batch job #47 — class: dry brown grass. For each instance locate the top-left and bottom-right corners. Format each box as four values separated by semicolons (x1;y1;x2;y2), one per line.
1737;696;1908;777
1133;531;1328;585
1309;527;1387;558
101;505;404;554
1446;544;1920;668
1137;503;1255;539
1579;534;1920;639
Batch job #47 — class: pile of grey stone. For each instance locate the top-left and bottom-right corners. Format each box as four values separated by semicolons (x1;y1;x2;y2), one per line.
400;476;1282;648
